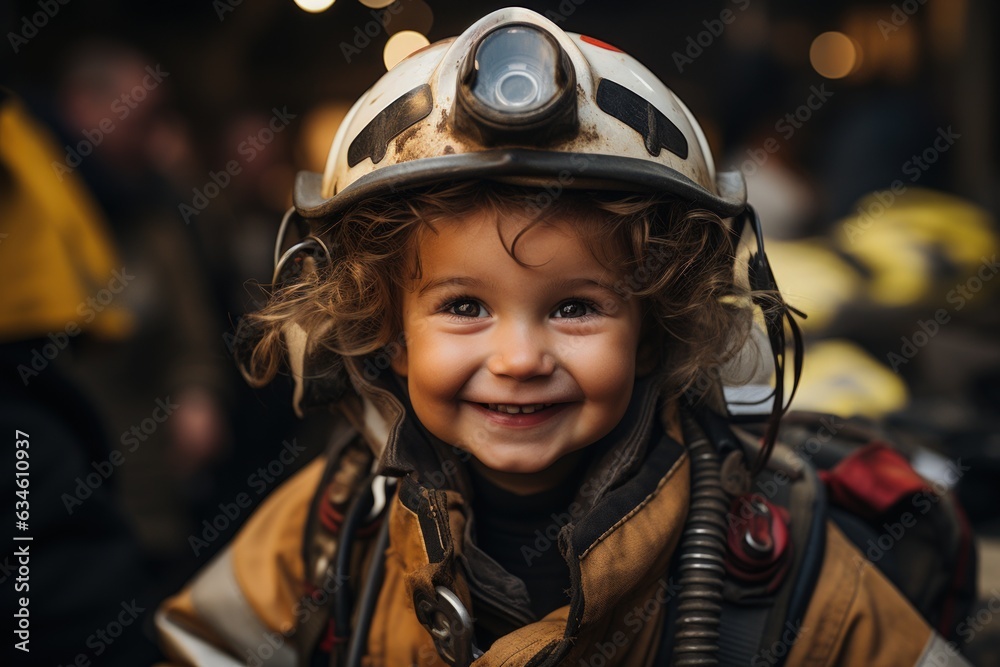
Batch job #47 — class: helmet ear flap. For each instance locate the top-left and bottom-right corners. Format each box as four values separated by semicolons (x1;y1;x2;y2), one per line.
275;248;353;416
231;212;352;414
287;319;353;418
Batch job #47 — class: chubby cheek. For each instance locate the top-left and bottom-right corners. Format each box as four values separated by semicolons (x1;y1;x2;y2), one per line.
404;332;480;424
571;332;639;428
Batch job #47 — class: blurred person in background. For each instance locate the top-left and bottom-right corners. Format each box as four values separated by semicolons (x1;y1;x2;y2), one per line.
43;40;235;565
0;88;162;666
31;37;335;586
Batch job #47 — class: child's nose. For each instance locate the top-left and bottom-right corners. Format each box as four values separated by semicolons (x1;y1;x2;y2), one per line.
486;322;555;380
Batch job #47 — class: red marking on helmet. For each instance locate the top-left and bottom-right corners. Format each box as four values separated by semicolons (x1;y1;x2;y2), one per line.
581;35;623;52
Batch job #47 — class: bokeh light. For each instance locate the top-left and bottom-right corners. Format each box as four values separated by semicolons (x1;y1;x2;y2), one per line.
294;0;336;14
299;102;352;173
383;0;434;36
809;31;860;79
383;30;430;70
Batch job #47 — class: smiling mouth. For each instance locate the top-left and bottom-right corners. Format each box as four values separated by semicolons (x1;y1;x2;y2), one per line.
479;403;555;415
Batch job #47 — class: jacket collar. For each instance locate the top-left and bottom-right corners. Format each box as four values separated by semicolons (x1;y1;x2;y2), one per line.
342;357;691;665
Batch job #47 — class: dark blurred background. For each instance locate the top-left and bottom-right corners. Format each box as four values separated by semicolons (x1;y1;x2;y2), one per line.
1;0;998;664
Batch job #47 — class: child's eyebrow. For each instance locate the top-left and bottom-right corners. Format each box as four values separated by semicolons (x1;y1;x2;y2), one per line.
554;277;619;293
416;276;620;297
417;276;492;296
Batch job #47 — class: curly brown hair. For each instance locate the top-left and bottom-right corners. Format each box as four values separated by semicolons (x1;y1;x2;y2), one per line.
242;180;757;402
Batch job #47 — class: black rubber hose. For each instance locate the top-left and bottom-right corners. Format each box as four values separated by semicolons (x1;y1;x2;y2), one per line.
333;476;376;659
672;413;728;666
345;494;393;667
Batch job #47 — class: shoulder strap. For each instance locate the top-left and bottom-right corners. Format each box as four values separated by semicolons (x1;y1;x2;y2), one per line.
717;444;827;667
654;408;828;667
293;421;374;664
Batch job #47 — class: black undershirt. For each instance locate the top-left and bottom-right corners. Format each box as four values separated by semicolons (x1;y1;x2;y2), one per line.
469;466;580;621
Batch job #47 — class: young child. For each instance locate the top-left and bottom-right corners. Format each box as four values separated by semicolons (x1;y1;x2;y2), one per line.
157;8;971;667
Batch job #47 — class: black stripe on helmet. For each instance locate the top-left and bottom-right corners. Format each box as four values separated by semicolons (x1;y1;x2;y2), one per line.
347;84;434;168
596;78;689;160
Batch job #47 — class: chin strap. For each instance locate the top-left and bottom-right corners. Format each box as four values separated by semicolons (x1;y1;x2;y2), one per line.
741;205;806;477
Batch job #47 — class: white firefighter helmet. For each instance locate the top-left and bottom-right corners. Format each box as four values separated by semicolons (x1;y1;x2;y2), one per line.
264;7;798;446
293;6;746;222
254;6;803;485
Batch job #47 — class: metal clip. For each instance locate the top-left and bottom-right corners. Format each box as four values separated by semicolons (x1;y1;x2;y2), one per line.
740;496;774;557
271;207;333;285
414;586;484;667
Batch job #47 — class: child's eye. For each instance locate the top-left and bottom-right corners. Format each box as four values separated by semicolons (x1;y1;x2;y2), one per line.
551;300;597;319
445;298;488;318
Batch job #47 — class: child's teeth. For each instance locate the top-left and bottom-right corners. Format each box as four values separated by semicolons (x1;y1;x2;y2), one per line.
488;403;551;414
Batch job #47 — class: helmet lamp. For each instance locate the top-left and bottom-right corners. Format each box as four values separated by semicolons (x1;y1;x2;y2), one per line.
455;23;577;144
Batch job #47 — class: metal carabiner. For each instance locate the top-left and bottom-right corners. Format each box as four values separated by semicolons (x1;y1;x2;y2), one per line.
413;586;484;667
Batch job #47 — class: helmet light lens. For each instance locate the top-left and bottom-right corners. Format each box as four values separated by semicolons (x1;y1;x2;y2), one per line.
495;69;541;108
454;21;578;145
470;26;560;114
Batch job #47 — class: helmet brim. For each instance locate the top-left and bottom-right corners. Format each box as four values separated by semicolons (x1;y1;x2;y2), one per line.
295;149;746;221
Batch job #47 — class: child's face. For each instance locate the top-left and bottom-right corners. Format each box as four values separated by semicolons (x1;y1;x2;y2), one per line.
390;207;644;475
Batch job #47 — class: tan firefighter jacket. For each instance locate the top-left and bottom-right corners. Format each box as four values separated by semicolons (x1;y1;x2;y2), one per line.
156;356;969;667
